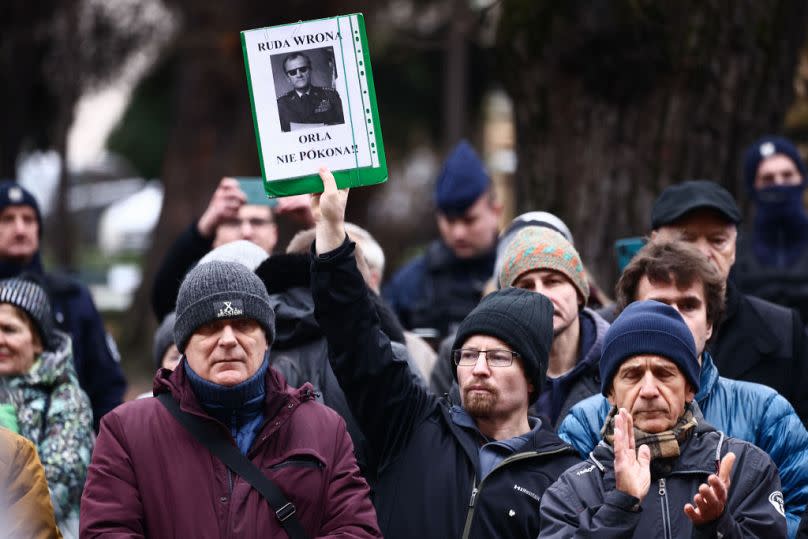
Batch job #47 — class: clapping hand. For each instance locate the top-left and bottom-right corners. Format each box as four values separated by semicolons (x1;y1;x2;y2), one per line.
613;408;652;504
684;452;736;525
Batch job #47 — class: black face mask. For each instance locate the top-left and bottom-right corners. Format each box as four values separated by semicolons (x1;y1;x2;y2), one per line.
752;184;808;266
754;184;807;225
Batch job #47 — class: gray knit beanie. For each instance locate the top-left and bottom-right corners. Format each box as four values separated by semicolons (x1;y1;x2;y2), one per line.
153;312;177;371
0;277;55;350
173;261;275;352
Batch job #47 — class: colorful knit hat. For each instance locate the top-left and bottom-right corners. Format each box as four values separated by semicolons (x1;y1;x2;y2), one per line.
498;226;589;305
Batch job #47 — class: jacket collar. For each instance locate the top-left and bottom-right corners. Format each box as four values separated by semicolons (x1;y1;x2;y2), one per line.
154;358;315;426
578;308;609;371
715;280;779;359
426;239;497;271
445;403;575;458
696;351;719;402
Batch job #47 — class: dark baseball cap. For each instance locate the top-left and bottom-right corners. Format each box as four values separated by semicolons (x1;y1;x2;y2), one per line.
651;180;741;229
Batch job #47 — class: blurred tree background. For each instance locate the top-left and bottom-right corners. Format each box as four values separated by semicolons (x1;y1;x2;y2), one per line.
3;0;808;391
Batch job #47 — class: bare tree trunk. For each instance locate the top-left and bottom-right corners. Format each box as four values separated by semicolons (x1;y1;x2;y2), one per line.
443;0;470;147
497;0;808;289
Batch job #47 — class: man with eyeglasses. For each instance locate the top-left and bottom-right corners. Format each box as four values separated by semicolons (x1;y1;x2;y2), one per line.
151;177;278;322
277;52;344;132
309;168;580;539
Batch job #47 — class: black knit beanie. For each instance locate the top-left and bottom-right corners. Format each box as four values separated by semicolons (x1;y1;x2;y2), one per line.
174;261;275;353
452;287;553;403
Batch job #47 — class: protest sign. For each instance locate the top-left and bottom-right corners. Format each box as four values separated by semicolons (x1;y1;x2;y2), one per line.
241;13;387;197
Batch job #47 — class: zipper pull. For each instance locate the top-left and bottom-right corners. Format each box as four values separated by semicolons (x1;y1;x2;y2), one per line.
658;478;666;496
468;487;478;507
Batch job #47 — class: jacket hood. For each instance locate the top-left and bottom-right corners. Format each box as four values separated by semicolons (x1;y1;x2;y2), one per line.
11;329;75;388
579;308;609;370
269;287;321;348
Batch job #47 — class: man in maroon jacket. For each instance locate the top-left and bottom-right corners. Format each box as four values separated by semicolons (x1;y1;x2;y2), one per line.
80;260;380;538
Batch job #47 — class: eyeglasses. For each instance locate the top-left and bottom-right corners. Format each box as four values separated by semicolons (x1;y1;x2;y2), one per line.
219;217;274;229
452;349;519;367
286;66;310;76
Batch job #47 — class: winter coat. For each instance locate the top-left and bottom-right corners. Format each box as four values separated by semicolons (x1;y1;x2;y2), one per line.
312;238;581;539
709;280;808;426
799;505;808;538
541;414;787;538
0;330;93;537
383;238;495;339
259;254;425;484
0;256;126;431
558;352;808;538
80;359;381;538
0;427;62;539
734;235;808;325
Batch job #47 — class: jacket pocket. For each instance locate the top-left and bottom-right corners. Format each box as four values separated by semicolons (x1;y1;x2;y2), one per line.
263;449;327;525
269;454;324;470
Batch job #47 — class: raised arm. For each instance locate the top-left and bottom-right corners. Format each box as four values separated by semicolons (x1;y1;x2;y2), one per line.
310;168;436;466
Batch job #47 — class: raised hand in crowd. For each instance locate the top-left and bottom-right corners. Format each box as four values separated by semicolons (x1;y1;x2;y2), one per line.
312;167;349;254
196;177;246;237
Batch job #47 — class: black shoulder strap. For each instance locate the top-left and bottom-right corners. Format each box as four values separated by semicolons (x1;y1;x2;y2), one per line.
157;393;309;539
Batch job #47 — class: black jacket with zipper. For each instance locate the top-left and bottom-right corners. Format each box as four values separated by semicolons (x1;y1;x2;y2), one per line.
539;409;787;538
311;238;580;539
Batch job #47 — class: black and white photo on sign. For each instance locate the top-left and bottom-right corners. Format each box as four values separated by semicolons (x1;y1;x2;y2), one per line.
271;46;345;132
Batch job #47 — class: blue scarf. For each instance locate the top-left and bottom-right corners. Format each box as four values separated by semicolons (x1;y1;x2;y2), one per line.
185;353;268;454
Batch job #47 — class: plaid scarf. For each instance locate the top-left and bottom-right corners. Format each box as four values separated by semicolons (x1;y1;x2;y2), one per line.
602;402;698;461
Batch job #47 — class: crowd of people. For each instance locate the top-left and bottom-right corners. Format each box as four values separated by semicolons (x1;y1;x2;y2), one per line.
1;135;808;537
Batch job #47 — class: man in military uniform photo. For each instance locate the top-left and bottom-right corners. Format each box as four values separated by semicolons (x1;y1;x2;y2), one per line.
277;52;344;132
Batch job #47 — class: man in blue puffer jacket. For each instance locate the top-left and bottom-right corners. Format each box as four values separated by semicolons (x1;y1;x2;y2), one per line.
558;240;808;537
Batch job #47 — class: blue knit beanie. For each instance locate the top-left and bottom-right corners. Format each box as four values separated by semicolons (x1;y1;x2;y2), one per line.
434;140;491;216
600;300;699;396
742;135;807;195
0;181;43;237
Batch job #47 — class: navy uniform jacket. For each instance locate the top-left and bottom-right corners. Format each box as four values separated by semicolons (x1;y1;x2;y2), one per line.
278;86;344;132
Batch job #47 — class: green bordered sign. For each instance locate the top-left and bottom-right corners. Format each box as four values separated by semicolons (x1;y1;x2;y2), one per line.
241;13;387;198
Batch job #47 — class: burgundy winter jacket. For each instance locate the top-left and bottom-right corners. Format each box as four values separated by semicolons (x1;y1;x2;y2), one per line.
80;362;381;538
